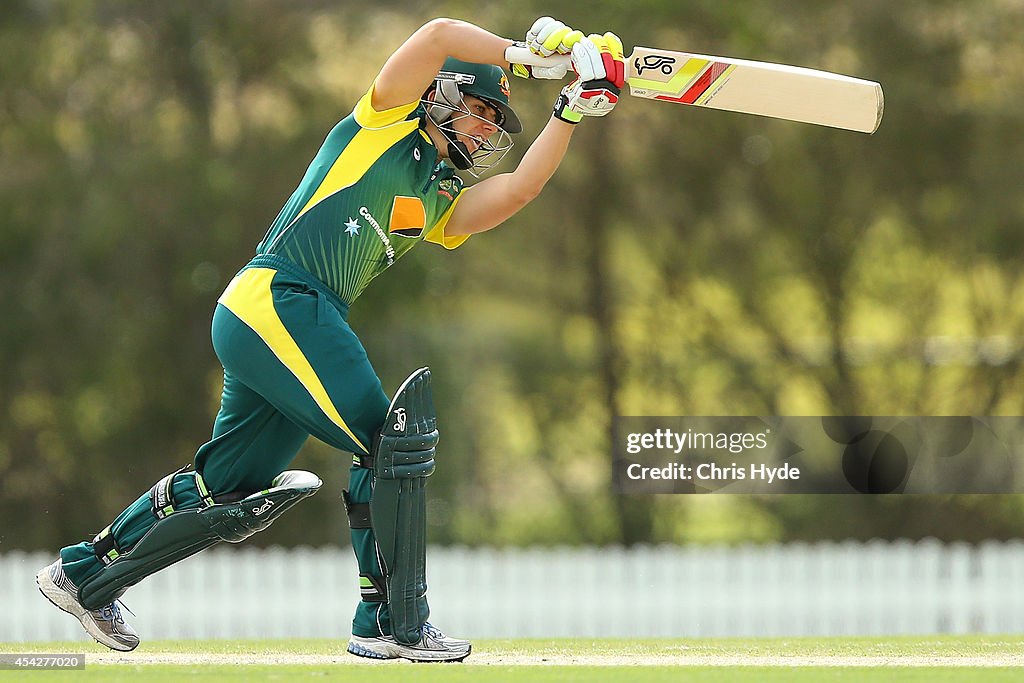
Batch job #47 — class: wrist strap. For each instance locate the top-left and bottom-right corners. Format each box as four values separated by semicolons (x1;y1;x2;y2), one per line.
553;92;583;124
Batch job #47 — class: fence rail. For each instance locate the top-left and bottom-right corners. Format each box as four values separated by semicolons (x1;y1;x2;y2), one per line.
3;541;1024;642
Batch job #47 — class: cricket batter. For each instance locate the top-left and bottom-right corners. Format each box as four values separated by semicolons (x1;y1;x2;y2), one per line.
36;17;624;662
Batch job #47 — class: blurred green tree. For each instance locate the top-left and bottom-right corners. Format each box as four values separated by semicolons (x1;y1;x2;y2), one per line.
2;0;1023;551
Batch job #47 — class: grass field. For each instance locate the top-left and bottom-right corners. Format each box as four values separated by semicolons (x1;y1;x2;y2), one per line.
2;636;1022;681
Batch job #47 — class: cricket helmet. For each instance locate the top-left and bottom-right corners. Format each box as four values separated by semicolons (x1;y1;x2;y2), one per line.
427;57;522;133
424;58;519;175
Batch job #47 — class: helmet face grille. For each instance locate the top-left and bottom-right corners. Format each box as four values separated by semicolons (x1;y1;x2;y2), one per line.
422;84;514;178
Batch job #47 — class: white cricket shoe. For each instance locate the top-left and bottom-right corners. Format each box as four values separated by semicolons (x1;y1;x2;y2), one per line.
35;559;140;652
347;622;471;662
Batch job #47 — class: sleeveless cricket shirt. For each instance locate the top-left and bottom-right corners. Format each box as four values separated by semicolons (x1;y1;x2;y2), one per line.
254;83;468;305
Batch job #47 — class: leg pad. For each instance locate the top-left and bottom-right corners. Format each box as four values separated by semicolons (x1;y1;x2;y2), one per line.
368;368;437;645
77;470;321;609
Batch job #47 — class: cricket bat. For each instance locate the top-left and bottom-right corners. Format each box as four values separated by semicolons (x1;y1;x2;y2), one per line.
505;45;884;134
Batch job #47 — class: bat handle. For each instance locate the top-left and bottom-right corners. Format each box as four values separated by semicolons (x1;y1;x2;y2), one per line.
504;45;573;69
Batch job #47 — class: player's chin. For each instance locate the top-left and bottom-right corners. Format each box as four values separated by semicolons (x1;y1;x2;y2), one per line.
456;136;481;155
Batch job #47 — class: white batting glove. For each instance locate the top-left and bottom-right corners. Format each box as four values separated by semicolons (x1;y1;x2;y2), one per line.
512;16;584;80
527;17;584;57
553;33;626;123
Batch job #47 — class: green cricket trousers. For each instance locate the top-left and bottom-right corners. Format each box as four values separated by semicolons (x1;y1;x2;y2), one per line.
59;256;395;637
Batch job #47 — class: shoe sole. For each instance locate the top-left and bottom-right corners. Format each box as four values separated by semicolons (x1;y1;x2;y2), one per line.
347;637;470;662
35;567;139;652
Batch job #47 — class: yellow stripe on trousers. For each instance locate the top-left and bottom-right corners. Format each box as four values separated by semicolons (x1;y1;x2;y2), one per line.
218;268;368;454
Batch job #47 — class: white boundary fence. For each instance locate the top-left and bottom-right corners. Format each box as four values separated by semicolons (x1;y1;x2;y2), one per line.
3;540;1024;642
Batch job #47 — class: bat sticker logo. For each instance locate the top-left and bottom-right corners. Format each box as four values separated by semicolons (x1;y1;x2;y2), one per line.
635;55;677;76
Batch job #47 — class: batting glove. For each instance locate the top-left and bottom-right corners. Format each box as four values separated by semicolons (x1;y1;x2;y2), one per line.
511;16;584;80
553;32;626;124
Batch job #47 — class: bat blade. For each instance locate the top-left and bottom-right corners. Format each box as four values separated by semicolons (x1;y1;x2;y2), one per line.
504;45;884;133
627;47;883;134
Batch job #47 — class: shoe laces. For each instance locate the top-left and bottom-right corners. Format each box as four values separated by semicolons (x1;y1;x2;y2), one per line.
98;600;133;625
421;622;445;640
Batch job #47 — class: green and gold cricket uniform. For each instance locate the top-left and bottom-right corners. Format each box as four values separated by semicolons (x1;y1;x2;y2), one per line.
59;83;470;638
255;83;469;308
203;82;469;472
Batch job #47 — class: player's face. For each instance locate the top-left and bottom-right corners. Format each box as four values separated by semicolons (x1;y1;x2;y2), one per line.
450;95;500;154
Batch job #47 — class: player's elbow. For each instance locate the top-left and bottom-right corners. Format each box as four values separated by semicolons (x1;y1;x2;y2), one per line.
508;178;545;207
417;18;464;45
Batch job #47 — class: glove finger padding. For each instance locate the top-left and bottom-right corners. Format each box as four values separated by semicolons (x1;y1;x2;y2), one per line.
600;32;626;88
570;32;625;86
553;33;626;123
527;17;585;57
515;16;583;80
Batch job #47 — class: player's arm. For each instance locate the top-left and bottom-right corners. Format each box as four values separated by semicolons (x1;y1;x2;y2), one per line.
374;16;587;112
372;19;515;112
445;33;625;237
443;118;575;237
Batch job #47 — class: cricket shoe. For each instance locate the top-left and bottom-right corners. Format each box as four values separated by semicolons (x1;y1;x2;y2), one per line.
35;559;140;652
347;622;471;662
